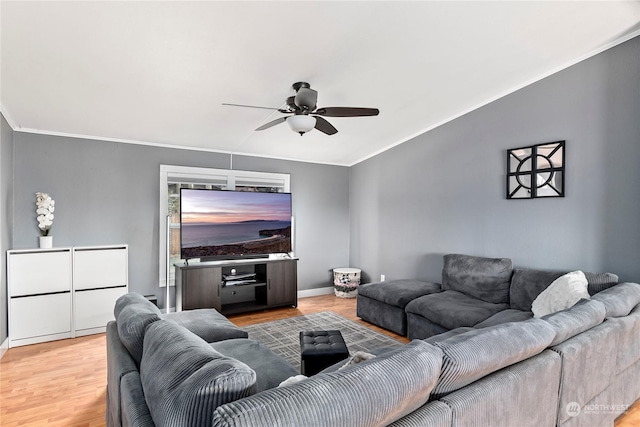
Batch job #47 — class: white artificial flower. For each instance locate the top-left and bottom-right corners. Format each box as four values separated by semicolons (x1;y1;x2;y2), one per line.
35;192;55;236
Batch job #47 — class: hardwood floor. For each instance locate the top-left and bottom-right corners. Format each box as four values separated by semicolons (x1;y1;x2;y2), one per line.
0;294;637;426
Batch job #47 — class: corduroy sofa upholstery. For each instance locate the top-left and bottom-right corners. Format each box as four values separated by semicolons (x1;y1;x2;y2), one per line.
108;280;640;427
106;293;296;427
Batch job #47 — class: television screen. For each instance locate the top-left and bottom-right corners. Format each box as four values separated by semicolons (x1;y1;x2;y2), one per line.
180;189;292;260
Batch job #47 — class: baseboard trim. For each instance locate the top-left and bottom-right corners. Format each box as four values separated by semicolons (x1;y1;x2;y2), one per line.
298;286;335;299
0;337;9;360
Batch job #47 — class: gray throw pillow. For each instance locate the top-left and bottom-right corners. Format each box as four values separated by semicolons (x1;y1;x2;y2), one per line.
584;272;619;295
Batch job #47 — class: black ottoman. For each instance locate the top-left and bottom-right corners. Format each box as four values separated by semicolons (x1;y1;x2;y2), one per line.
299;330;349;376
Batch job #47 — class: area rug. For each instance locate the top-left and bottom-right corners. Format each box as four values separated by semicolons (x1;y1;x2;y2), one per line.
243;311;403;371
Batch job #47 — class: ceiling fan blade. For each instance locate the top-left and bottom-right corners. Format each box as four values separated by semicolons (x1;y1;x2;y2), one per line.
256;117;288;131
222;103;281;110
294;87;318;111
313;116;338;135
314;107;380;117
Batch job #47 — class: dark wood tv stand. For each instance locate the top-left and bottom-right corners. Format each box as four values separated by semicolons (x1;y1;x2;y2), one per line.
174;257;298;315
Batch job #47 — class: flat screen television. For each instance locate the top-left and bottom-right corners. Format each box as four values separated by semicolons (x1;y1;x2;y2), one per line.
180;189;292;260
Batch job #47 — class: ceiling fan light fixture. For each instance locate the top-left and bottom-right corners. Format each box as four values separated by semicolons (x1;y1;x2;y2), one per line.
287;115;316;135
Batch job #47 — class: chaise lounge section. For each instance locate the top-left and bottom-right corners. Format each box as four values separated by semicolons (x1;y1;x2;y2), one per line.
357;279;441;335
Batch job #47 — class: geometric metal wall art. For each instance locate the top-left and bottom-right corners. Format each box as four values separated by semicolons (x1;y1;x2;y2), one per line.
506;141;565;199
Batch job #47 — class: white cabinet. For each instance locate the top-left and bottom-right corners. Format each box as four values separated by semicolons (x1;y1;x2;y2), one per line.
7;245;128;347
73;246;128;336
9;250;71;296
11;293;72;341
73;247;127;290
8;248;73;347
74;286;126;334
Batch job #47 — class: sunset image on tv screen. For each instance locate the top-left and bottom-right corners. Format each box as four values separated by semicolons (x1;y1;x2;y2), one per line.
180;189;292;259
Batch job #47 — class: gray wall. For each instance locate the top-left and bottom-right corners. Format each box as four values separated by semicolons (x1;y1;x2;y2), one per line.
11;134;350;308
233;155;350;289
1;113;14;343
350;36;640;284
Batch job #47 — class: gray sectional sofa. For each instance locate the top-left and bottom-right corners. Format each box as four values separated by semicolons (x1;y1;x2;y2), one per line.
108;267;640;427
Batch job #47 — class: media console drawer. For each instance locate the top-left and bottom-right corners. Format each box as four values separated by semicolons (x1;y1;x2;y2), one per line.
222;284;261;305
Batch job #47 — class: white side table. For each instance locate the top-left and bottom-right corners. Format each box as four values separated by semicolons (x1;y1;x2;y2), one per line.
333;268;362;298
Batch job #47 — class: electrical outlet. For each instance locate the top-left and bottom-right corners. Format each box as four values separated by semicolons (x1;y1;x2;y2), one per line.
380;274;386;282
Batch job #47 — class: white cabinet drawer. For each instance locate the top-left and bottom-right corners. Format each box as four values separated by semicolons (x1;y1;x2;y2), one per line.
74;286;127;332
8;250;72;296
73;248;127;290
10;293;72;340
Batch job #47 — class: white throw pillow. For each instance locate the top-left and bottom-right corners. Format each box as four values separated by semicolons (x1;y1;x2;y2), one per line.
532;271;590;318
278;374;307;388
338;351;376;370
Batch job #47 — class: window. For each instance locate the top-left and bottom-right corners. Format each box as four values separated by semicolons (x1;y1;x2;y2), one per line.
159;165;290;287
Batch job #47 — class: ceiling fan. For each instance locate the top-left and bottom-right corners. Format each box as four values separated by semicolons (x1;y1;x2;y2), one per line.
223;82;380;136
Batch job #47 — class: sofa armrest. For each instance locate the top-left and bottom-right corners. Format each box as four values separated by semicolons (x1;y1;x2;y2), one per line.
106;321;138;427
120;372;155;427
163;309;248;343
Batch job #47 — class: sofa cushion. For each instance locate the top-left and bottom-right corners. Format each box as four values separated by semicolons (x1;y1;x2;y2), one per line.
211;338;297;392
430;318;556;399
114;292;161;319
437;350;561;427
542;298;606;346
405;290;509;330
551;321;620;424
212;340;444;427
116;304;161;366
441;254;513;304
607;304;640;375
163;309;248;343
591;282;640;318
531;271;590;318
510;269;618;312
358;280;441;308
141;320;256;427
474;309;533;328
423;327;474;344
388;400;452;427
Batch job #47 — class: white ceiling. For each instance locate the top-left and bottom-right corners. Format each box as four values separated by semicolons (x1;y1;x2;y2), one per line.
2;1;639;166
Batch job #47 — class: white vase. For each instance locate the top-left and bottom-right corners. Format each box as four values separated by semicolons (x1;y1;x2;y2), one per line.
39;236;53;249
